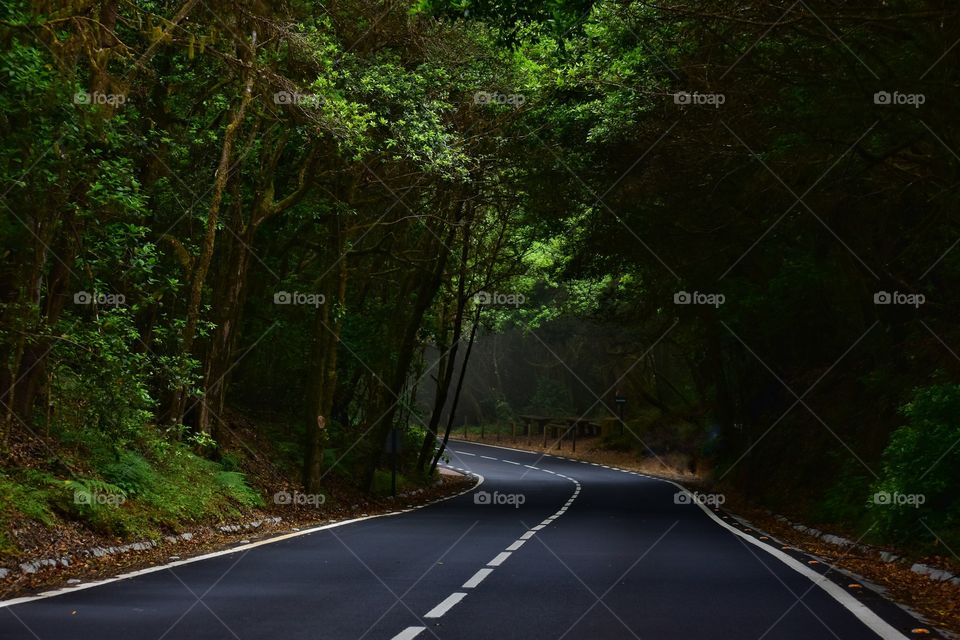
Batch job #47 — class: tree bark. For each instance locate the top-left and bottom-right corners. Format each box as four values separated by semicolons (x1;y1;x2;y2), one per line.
169;48;255;429
304;214;348;493
361;208;459;490
431;301;483;473
416;222;471;473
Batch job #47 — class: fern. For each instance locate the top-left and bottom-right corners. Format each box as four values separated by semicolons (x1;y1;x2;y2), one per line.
215;471;263;508
102;452;158;496
0;473;56;525
63;478;127;509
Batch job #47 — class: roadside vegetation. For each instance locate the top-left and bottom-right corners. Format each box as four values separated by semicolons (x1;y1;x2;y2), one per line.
1;0;958;566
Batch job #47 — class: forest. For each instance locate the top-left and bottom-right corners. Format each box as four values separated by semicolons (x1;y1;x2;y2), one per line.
1;0;958;567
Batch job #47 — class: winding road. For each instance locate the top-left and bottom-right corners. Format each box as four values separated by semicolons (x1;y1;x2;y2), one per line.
0;441;939;639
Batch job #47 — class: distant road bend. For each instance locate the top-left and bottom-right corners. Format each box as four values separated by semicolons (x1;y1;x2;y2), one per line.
0;441;938;639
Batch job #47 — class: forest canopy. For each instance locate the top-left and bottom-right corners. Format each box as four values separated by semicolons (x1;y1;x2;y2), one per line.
1;0;958;554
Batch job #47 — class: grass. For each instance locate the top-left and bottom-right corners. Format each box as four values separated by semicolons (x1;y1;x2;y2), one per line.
0;434;266;560
0;409;445;561
370;469;426;497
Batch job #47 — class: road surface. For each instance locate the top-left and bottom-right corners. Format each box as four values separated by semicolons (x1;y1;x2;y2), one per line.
0;441;937;639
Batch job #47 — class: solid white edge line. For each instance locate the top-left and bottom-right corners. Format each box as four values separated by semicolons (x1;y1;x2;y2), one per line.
0;472;487;610
424;592;467;618
487;552;512;567
666;482;908;640
452;440;910;640
391;626;427;640
462;567;494;588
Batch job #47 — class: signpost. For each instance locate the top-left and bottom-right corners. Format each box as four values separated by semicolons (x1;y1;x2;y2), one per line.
615;391;627;436
384;429;401;497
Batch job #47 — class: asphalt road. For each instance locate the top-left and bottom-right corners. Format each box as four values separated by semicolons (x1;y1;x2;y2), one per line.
0;441;939;639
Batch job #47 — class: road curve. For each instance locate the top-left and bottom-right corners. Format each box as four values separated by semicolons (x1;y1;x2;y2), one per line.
0;441;939;639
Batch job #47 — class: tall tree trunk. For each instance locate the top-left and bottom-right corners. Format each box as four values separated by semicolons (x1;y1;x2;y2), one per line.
197;217;255;440
304;215;348;493
416;225;471;473
361;216;458;490
431;301;483;474
3;213;75;438
197;139;316;437
169;56;255;428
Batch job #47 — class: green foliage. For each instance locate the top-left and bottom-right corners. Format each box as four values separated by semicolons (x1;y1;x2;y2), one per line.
215;471;264;508
61;478;127;508
414;0;596;45
136;449;254;525
219;452;243;472
813;470;873;530
0;442;265;547
493;394;513;421
370;468;426;497
102;452;160;497
0;471;57;528
525;376;572;414
60;478;131;535
870;384;960;548
50;311;156;453
1;0;958;565
598;431;633;453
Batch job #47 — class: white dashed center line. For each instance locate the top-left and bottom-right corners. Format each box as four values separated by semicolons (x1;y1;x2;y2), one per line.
462;567;494;588
410;447;584;634
424;592;467;618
